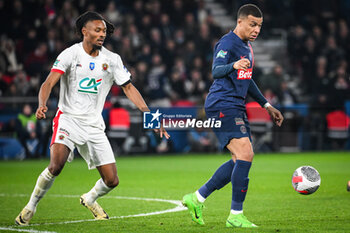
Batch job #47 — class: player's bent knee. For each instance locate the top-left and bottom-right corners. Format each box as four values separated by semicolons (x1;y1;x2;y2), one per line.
48;164;64;176
48;159;66;176
236;151;254;161
104;176;119;188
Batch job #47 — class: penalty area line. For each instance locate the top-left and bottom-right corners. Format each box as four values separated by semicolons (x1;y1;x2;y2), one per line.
29;204;186;226
1;193;187;227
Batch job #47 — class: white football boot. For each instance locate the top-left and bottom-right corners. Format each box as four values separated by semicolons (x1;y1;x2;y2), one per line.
80;194;109;220
15;207;35;226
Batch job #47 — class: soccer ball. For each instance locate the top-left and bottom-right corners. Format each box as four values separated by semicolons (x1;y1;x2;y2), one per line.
292;166;321;195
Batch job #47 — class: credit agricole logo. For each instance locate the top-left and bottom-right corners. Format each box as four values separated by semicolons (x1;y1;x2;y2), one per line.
78;77;102;94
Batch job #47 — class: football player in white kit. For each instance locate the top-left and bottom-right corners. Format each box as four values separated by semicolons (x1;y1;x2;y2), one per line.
15;11;169;225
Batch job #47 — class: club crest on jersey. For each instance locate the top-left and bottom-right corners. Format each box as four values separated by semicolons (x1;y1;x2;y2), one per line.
216;50;227;58
78;77;102;94
89;62;95;70
240;125;247;134
237;68;252;80
102;63;108;71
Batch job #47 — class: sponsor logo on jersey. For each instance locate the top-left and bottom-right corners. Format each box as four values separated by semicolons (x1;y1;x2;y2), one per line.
237;68;252;80
78;77;102;94
89;62;95;70
216;50;227;58
58;128;70;136
76;63;82;67
235;118;244;125
53;59;60;67
102;63;108;71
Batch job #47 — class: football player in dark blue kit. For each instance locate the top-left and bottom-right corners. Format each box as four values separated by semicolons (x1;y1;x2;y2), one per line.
182;4;284;228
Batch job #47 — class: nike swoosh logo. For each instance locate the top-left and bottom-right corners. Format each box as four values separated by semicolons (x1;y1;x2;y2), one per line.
194;209;199;219
241;189;247;192
227;220;242;227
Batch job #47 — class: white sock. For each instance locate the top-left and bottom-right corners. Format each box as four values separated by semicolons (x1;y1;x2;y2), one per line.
195;190;206;203
26;168;55;211
84;179;113;204
231;209;243;215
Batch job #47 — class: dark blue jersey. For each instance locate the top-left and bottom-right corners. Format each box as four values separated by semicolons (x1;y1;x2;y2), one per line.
205;31;260;111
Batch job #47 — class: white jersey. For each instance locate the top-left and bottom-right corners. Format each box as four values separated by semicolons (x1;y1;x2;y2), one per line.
51;42;130;129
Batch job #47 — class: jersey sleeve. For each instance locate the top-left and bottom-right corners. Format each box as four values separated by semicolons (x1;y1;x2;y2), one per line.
212;40;232;68
248;79;268;107
112;55;131;86
51;47;72;74
212;40;235;78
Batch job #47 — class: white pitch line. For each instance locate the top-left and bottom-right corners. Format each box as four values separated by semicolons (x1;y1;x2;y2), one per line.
0;227;56;233
1;193;187;227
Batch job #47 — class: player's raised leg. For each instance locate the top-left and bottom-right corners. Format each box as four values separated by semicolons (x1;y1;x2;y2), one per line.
182;158;235;225
15;144;70;225
225;138;257;228
80;163;119;219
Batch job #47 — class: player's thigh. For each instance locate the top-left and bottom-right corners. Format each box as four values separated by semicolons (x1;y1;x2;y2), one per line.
77;131;115;170
48;143;71;176
92;133;118;187
226;137;254;162
51;111;79;152
50;113;83;168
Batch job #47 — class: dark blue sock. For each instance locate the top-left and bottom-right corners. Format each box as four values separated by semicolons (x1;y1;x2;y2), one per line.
231;160;252;211
198;159;235;198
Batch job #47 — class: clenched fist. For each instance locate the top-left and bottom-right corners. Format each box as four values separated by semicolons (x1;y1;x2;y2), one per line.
233;58;250;71
36;106;48;120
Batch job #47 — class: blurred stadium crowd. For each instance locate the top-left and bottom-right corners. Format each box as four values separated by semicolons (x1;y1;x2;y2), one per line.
0;0;349;158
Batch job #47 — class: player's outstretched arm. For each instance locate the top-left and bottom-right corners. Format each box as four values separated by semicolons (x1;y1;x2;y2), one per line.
247;79;283;126
36;71;62;120
121;83;170;139
248;79;267;106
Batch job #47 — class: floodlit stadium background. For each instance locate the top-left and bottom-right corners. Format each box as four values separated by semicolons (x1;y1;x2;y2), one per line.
0;0;349;159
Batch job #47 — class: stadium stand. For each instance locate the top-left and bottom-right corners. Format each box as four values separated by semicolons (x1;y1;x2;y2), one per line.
0;0;349;157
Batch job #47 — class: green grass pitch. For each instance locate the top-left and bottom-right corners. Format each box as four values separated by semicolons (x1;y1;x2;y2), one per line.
0;152;349;232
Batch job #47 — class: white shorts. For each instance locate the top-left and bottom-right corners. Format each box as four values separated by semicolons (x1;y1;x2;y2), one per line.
51;110;115;169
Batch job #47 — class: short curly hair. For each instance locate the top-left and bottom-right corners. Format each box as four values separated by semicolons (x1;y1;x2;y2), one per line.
75;11;114;39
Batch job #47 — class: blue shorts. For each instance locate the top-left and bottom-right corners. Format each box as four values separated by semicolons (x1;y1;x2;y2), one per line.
205;108;251;150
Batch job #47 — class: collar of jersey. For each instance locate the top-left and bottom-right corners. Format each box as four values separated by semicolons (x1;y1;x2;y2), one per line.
79;42;102;59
